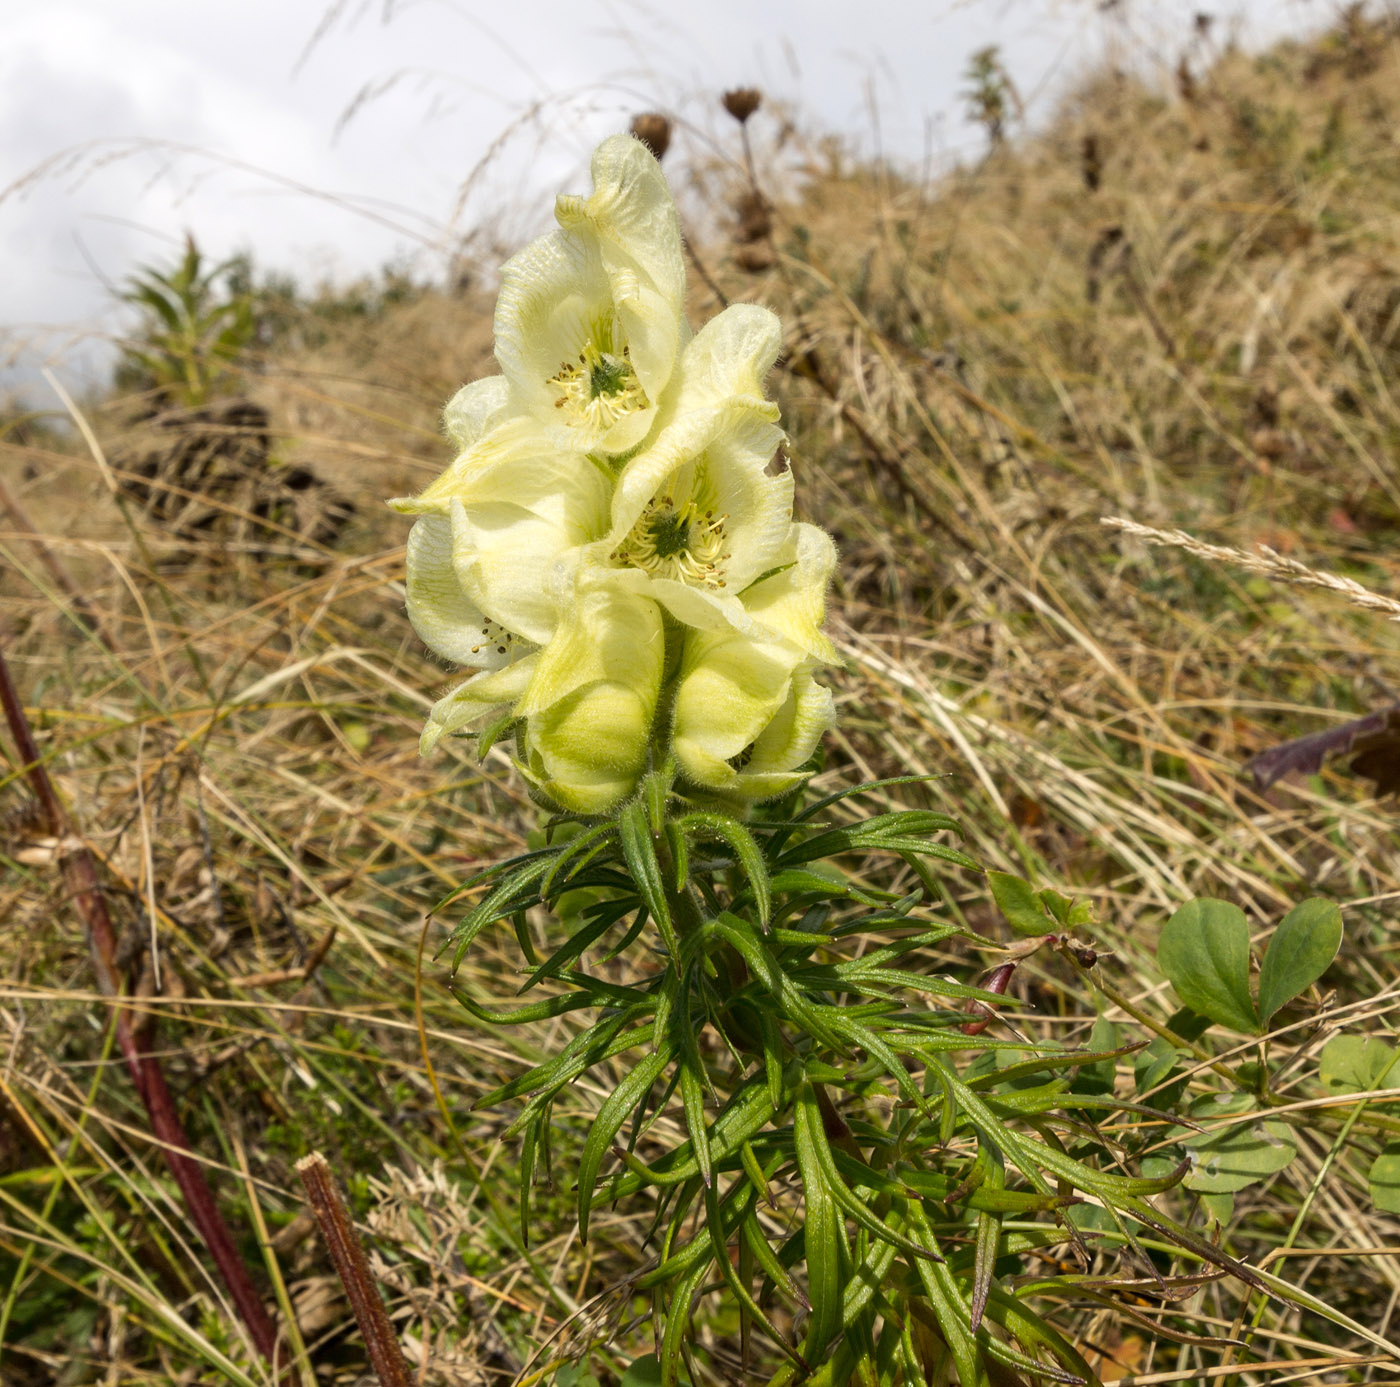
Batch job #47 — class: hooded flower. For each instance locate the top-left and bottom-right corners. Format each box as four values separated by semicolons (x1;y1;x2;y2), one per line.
592;303;799;637
394;404;615;755
395;131;837;814
395;429;612;635
671;524;838;800
518;583;665;813
492;133;687;457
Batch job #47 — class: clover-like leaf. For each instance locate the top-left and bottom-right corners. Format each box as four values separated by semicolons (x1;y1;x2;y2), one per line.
1257;898;1342;1025
1157;898;1258;1034
1181;1116;1298;1194
1319;1035;1400;1096
619;1354;665;1387
1370;1146;1400;1214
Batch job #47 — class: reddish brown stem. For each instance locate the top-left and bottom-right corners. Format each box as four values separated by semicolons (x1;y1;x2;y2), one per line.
296;1152;413;1387
0;644;281;1364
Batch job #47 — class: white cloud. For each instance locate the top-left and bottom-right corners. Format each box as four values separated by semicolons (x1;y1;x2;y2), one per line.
0;0;1333;394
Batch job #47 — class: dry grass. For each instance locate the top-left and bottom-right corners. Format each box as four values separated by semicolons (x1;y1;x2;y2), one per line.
5;7;1400;1384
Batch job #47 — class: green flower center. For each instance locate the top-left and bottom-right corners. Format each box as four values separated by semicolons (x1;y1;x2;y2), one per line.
612;494;730;588
589;353;632;399
549;338;649;431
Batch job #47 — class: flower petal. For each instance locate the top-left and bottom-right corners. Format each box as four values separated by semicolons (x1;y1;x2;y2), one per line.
596;305;790;602
672;630;833;801
519;584;665;812
420;654;538;755
740;523;838;662
493;136;686;456
443;375;512;451
389;416;542;515
448;498;581;648
747;667;835;777
404;513;525;668
557;135;687;407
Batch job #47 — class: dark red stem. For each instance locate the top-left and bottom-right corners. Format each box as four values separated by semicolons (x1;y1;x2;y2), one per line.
297;1152;413;1387
0;643;281;1364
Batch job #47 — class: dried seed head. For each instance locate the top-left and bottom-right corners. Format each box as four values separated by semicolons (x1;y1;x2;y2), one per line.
629;113;672;161
722;87;762;124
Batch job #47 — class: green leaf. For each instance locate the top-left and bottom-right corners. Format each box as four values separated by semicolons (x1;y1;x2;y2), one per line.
1157;898;1259;1034
1181;1116;1297;1194
1319;1035;1400;1095
793;1085;846;1357
1257;898;1342;1025
661;1262;706;1387
1199;1190;1234;1228
970;1206;1001;1332
1369;1146;1400;1214
619;1353;665;1387
988;871;1049;936
618;800;676;955
577;1045;672;1241
678;811;771;926
676;989;713;1186
554;1366;602;1387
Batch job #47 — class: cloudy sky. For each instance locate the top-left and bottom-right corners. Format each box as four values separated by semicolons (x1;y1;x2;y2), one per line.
0;0;1328;395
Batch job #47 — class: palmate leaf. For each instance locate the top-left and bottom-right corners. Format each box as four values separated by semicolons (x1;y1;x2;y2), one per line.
789;774;959;826
774;811;974;872
618;799;677;954
636;1177;760;1290
713;913;847;1050
440;850;559;964
659;1257;709;1387
766;867;893;907
675;966;715;1187
517;901;635;992
700;1178;808;1371
479;1011;648;1111
793;1084;849;1358
609;1073;792;1197
540;821;619;898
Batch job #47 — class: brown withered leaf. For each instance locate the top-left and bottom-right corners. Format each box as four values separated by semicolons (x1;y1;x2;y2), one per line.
1247;704;1400;795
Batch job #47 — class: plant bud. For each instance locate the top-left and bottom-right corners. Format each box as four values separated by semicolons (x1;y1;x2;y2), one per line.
722;87;762;124
630;113;672;161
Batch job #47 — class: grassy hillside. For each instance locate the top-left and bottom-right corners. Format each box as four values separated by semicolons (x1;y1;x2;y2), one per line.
3;8;1400;1383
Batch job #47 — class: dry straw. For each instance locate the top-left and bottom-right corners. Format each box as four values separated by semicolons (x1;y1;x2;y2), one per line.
1103;516;1400;624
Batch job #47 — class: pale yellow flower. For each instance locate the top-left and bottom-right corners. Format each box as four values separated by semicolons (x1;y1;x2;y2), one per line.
395;132;839;806
518;583;665;813
493;134;687;457
671;525;838;800
394;419;612;643
592;303;800;637
419;654;538;756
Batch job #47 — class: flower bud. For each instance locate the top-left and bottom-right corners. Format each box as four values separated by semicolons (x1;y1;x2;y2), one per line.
672;634;833;801
517;585;664;813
